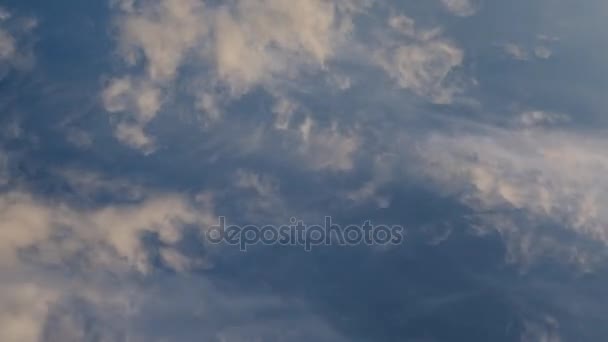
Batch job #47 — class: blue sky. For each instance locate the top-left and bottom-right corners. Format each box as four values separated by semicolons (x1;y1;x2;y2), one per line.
1;0;607;341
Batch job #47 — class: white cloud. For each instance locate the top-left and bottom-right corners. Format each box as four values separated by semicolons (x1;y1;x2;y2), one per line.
0;260;349;342
114;0;358;89
105;0;369;152
534;46;552;59
346;152;395;208
114;121;156;153
440;0;478;17
0;28;16;61
521;316;561;342
272;96;297;130
104;0;208;152
419;123;608;266
0;282;57;342
0;183;345;341
388;15;416;36
159;247;208;272
518;110;569;127
103;77;163;120
298;117;359;171
0;175;215;341
209;0;354;94
0;7;36;77
116;0;208;82
233;169;286;220
0;189;215;273
235;169;279;199
196;92;222;123
105;2;474;155
0;8;10;21
503;43;529;60
502;43;553;61
376;15;464;104
0;171;351;341
102;76;163;151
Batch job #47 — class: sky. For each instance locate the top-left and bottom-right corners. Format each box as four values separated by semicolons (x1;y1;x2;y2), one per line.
0;0;608;341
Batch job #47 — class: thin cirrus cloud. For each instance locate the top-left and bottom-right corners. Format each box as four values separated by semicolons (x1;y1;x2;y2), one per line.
0;6;36;77
102;0;467;152
375;14;465;104
103;0;369;151
440;0;478;16
417;120;608;266
2;0;608;341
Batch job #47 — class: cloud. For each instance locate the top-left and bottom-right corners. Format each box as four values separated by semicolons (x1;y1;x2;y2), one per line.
0;7;36;78
418;122;608;266
235;169;279;199
0;28;16;61
375;15;465;104
102;76;162;152
534;46;552;59
518;110;568;127
345;152;395;208
104;0;369;152
104;0;208;151
232;169;287;220
0;189;215;273
297;116;359;171
0;261;350;342
0;178;348;341
6;1;608;340
503;43;529;60
502;43;553;61
272;96;297;130
115;0;208;82
0;282;57;342
440;0;478;17
0;171;217;341
105;1;470;154
521;316;561;342
113;0;359;89
103;77;162;120
208;0;364;94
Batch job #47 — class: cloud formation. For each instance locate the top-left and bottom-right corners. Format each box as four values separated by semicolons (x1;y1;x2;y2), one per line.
103;0;471;152
3;0;608;340
376;15;465;103
419;122;608;265
0;7;36;78
0;189;214;272
440;0;478;16
104;0;369;150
